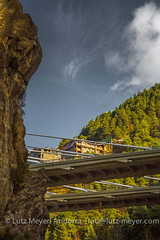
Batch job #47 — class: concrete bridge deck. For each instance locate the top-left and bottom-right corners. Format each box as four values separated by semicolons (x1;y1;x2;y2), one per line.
29;149;160;186
45;186;160;212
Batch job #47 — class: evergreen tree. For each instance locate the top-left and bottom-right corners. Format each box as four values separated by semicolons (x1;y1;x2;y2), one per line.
50;84;160;240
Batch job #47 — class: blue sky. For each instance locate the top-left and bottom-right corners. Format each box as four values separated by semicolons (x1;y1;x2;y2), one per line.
19;0;160;148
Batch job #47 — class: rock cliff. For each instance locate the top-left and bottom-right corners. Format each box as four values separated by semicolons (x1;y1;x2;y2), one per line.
0;0;45;238
1;171;50;240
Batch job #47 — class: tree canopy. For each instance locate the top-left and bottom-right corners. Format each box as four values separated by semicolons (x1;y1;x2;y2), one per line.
46;83;160;240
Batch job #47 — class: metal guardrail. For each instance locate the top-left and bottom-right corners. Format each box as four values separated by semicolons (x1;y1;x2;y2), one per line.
45;186;160;212
27;146;96;157
28;149;160;186
26;133;152;150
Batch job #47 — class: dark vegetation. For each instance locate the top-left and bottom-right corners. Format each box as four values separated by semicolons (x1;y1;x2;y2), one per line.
47;84;160;240
79;83;160;147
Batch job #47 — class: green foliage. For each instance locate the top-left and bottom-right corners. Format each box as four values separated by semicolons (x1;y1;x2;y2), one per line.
58;139;71;150
46;84;160;240
79;83;160;148
84;225;97;240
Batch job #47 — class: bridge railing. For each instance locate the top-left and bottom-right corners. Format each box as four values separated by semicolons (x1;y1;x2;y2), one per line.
26;133;153;164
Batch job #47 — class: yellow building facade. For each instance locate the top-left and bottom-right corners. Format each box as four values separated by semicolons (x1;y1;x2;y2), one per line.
63;140;112;155
29;147;61;163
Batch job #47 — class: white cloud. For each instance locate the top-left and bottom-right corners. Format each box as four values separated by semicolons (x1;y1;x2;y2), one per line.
64;60;80;80
110;81;125;91
64;45;103;80
105;52;126;73
106;2;160;91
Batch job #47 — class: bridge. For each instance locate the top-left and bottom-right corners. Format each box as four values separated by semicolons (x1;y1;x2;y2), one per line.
45;186;160;212
26;133;160;212
29;149;160;186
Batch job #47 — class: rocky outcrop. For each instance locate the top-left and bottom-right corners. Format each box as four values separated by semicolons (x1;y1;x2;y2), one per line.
0;0;42;224
0;171;50;240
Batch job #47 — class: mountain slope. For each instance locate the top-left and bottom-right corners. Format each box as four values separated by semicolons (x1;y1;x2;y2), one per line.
79;83;160;148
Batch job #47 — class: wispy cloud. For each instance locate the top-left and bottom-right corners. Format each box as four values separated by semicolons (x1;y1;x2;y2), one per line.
64;60;81;80
51;0;120;82
106;2;160;91
64;45;103;80
105;52;126;73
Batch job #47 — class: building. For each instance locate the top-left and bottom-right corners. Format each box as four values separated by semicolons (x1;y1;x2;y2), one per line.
29;147;61;163
62;140;112;155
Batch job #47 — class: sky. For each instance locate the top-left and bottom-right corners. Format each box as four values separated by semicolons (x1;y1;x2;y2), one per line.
18;0;160;148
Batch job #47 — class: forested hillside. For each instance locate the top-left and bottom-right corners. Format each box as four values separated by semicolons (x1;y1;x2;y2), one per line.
79;83;160;148
46;84;160;240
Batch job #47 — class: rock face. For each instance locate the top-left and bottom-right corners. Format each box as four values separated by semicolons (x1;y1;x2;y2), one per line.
1;171;50;240
0;0;42;222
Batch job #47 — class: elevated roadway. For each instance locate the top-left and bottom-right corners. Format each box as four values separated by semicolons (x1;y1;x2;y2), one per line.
29;149;160;186
45;186;160;212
